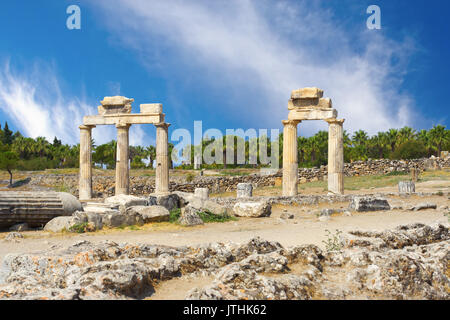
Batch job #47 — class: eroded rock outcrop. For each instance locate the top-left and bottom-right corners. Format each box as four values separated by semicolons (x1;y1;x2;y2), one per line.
0;223;448;300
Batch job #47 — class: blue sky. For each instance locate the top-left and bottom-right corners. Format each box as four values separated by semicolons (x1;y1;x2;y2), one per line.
0;0;448;148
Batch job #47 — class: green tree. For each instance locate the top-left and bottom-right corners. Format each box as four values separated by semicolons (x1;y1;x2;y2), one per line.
1;121;14;145
429;125;449;156
0;150;19;185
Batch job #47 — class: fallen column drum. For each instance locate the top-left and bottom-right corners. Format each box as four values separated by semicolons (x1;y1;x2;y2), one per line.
0;192;82;228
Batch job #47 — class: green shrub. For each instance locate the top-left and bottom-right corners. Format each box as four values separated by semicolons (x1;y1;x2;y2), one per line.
69;222;90;233
169;208;181;223
391;141;427;160
186;173;195;182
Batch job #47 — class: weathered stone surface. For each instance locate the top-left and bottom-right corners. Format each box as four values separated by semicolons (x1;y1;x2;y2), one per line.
178;205;204;226
0;192;82;228
237;183;253;198
104;194;148;208
44;217;76;233
348;196;390;212
0;224;448;300
291;87;324;99
101;211;127;228
398;181;415;194
194;188;209;200
98;96;133;115
280;211;294;219
410;203;437;211
3;232;24;242
140;103;162;114
126;206;169;223
233;201;271;218
148;193;179;211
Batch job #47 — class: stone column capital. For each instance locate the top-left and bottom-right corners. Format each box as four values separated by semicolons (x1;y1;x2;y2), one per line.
325;118;345;125
116;123;131;129
282;120;300;126
155;122;171;129
79;124;96;130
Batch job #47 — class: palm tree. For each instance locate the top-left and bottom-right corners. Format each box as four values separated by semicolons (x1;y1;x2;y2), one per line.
386;129;399;153
429;125;449;156
146;145;156;169
398;126;416;145
297;136;308;165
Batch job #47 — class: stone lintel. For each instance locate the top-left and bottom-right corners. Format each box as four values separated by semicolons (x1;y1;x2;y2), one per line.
288;108;337;121
83;113;164;126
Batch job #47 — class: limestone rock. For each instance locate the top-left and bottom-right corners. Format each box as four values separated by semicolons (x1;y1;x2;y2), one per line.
348;196;390;212
280;211;294;219
194;188;209;200
98;96;133;115
411;203;437;211
44;216;76;233
178;206;204;226
237;183;253;198
398;181;415;194
148;193;179;211
233;201;271;218
291;87;323;99
126;206;169;223
4;232;24;242
105;194;148;208
140;103;162;114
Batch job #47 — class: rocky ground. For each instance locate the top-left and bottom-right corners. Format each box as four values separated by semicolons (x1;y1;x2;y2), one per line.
0;168;448;300
0;222;448;300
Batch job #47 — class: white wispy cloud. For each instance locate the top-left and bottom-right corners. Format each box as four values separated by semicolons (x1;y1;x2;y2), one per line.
0;60;149;146
92;0;418;135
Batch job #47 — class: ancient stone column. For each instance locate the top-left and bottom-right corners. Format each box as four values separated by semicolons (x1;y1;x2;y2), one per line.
282;120;299;196
115;123;131;195
155;123;171;194
79;125;95;200
327;119;345;194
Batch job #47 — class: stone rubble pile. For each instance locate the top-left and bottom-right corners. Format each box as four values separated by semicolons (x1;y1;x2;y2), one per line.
0;223;448;300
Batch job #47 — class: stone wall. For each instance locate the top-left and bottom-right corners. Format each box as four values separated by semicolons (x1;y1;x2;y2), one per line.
28;157;450;198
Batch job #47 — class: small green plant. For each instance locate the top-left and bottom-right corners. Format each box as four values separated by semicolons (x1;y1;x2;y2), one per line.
128;225;140;231
197;211;237;223
69;222;90;233
322;229;343;252
436;191;444;196
169;208;181;223
186;173;195;182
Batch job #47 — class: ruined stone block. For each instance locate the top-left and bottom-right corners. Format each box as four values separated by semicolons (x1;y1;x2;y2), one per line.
98;96;134;115
291;87;324;99
140;103;162;114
